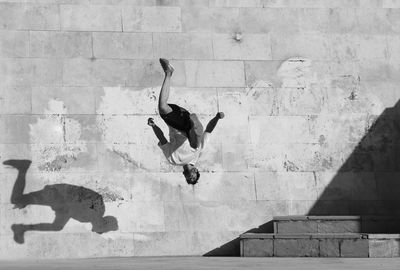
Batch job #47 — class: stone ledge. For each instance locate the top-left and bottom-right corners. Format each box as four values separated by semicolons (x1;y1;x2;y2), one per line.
241;235;400;257
274;216;400;234
274;215;400;221
276;220;361;234
240;233;274;239
312;234;367;239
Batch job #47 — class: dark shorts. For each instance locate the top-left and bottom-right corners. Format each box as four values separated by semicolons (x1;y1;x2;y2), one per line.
160;104;192;135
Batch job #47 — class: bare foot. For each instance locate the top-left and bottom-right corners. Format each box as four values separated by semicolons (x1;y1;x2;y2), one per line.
159;58;174;75
147;118;155;126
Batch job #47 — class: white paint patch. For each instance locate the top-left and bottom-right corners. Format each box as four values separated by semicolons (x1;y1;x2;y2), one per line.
30;99;87;171
277;57;317;89
96;86;159;168
97;86;158;115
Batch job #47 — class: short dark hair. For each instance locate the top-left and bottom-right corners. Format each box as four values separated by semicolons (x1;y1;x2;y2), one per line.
186;170;200;185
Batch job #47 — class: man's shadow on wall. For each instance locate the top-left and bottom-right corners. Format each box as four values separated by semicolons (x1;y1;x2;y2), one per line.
4;159;118;244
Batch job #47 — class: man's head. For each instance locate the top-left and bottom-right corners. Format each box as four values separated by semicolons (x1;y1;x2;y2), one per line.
183;164;200;185
92;216;119;234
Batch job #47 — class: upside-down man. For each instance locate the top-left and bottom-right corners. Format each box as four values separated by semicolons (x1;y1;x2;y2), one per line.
148;58;224;185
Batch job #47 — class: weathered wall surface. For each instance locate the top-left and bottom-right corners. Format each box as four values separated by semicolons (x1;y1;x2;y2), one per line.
0;0;400;259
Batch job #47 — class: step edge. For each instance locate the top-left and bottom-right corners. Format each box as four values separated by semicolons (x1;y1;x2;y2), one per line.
273;216;400;221
241;233;400;240
368;234;400;239
241;233;368;239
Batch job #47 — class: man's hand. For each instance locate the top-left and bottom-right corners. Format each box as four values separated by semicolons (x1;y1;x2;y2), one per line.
205;112;224;133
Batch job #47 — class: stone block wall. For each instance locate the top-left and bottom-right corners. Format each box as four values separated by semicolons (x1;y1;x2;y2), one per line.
0;0;399;259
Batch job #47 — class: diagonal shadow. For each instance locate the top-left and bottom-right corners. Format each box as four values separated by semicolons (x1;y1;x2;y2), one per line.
204;100;400;256
4;159;119;244
203;221;274;257
308;100;400;218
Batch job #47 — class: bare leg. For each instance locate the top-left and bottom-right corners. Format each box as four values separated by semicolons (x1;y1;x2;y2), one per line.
158;58;174;115
3;159;31;207
26;213;69;231
11;170;27;206
12;212;70;244
158;73;173;115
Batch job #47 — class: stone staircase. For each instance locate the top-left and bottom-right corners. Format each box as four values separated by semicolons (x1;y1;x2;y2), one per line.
240;216;400;257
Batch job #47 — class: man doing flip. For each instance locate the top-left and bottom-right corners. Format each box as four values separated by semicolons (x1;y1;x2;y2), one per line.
148;58;224;185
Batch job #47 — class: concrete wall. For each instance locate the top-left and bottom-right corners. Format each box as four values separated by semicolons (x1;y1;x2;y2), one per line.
0;0;399;259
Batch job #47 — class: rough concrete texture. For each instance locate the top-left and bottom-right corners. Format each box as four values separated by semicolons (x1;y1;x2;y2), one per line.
320;239;340;257
370;239;400;258
341;239;369;257
241;233;395;257
0;0;400;259
276;220;319;234
276;219;361;234
241;238;273;257
275;216;400;234
274;239;319;257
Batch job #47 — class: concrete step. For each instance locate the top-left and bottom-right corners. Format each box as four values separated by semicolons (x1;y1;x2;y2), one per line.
240;233;400;258
273;216;400;234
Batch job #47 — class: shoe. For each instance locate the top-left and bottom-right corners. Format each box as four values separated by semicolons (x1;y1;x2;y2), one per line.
217;112;225;119
159;58;174;74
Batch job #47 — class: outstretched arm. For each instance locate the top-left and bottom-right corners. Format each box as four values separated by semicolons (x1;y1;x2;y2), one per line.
148;118;168;145
205;112;224;133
